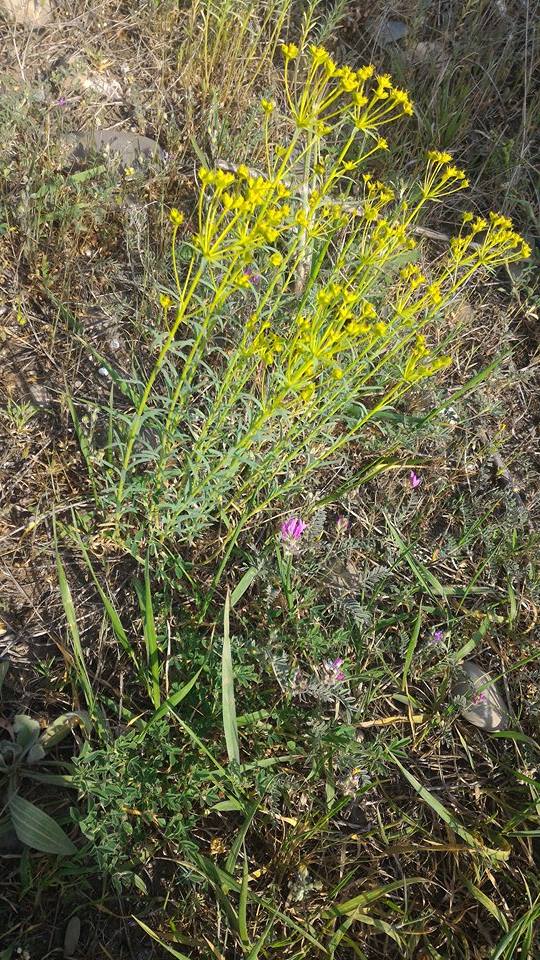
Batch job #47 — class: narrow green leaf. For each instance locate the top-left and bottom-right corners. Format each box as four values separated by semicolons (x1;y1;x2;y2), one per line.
402;607;422;690
143;665;203;730
464;879;509;932
8;794;76;855
326;878;423;917
389;754;509;861
385;516;446;597
22;772;77;788
55;544;94;712
0;659;10;698
143;554;161;709
74;534;140;671
222;590;240;764
230;567;258;607
239;844;250;948
132;917;192;960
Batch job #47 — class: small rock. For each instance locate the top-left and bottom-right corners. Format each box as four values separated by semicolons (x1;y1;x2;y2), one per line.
455;660;509;731
368;17;408;45
63;915;81;957
411;40;449;69
1;0;52;27
61;129;165;169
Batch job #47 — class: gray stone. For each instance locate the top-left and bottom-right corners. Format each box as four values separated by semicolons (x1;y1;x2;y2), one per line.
62;129;165;168
455;660;509;731
1;0;52;26
369;18;408;45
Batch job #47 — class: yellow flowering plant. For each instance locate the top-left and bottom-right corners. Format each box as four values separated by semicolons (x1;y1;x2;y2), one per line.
104;43;529;559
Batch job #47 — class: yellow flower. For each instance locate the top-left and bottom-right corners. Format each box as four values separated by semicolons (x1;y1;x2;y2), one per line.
427;283;442;305
159;293;173;309
309;45;330;65
281;43;299;60
427;150;453;164
357;65;375;82
261;98;275;114
169;208;184;227
270;252;283;267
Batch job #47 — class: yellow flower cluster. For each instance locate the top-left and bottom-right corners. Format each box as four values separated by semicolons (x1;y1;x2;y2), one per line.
422;151;469;200
193;165;292;262
279;41;413;136
451;210;531;266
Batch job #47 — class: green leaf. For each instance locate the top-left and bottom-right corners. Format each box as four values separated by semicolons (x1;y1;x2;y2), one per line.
222;590;240;764
230;567;258;607
8;794;77;855
402;607;422;690
74;533;140;671
388;753;509;861
132;917;192;960
40;711;91;751
13;715;41;754
143;665;203;729
143;554;161;709
0;659;9;698
55;540;94;713
464;879;509;932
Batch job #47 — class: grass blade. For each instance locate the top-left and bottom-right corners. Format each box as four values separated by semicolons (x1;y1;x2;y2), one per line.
144;665;204;729
55;539;94;714
222;590;240;764
230;567;258;607
402;606;422;691
143;554;161;709
132;917;191;960
389;753;509;861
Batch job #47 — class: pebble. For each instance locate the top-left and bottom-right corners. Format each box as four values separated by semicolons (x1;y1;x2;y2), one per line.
368;18;408;45
61;129;165;169
454;660;509;731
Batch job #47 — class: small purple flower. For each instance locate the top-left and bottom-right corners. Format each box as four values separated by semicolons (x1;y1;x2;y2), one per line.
472;692;487;705
409;470;422;489
326;657;346;681
55;96;67;107
432;629;444;644
280;517;306;541
244;269;262;287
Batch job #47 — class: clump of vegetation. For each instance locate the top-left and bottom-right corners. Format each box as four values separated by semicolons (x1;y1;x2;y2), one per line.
90;44;528;561
1;3;539;959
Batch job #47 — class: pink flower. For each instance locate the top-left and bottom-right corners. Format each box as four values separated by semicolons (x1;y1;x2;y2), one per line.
409;470;422;489
280;517;306;541
472;692;487;705
326;658;346;681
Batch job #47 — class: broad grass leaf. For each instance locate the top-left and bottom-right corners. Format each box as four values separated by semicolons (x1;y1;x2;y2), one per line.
222;590;240;764
8;794;76;855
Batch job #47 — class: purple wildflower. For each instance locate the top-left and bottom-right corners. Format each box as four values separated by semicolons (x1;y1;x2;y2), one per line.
280;517;306;541
472;691;487;705
409;470;422;489
326;657;346;681
432;629;444;644
56;96;67;107
244;269;262;287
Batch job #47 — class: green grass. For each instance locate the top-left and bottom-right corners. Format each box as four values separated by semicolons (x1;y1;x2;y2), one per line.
1;0;539;957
